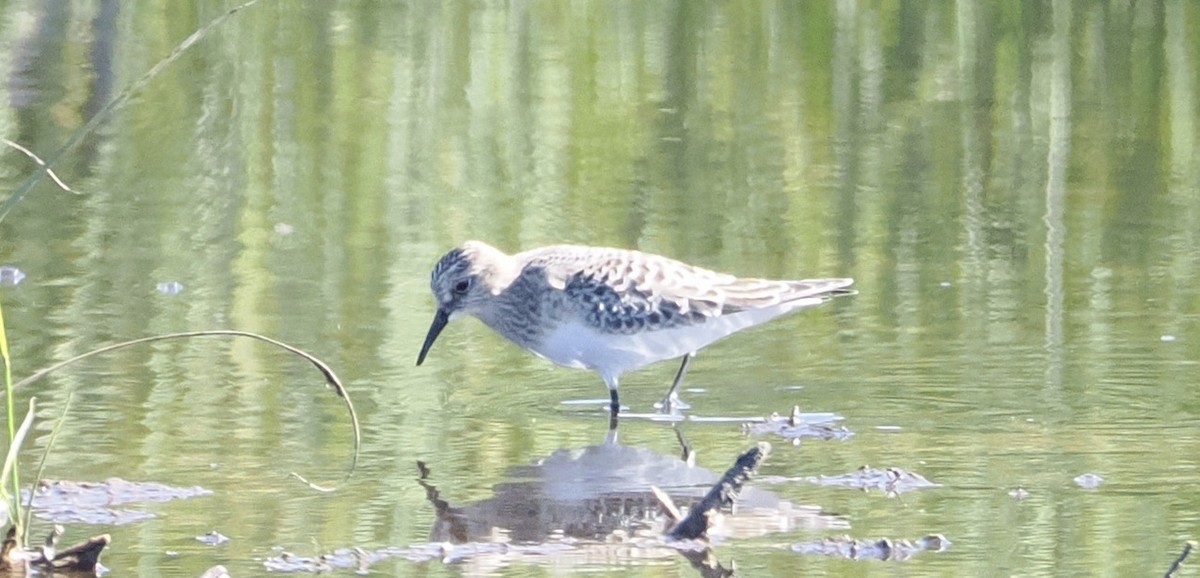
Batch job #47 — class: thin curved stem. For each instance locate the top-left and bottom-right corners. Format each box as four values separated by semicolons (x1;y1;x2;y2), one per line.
8;330;360;491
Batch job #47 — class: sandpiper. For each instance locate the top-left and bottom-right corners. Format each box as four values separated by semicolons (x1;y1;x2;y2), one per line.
416;241;854;415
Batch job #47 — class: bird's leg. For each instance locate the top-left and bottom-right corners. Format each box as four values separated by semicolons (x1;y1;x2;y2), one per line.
655;353;694;412
674;425;695;465
609;388;621;416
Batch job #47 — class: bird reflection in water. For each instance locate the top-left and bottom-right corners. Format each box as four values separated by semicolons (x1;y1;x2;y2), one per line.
416;423;846;575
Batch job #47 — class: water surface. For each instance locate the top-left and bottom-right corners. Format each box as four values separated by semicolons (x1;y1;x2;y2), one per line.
0;1;1198;576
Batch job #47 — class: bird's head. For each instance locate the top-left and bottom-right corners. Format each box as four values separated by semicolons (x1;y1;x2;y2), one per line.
417;240;510;365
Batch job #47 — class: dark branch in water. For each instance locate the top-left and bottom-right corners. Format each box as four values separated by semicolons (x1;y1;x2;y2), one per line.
653;443;769;577
7;330;360;491
1165;541;1196;578
664;442;771;541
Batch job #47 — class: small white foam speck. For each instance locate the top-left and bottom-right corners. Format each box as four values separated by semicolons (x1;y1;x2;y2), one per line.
156;281;184;295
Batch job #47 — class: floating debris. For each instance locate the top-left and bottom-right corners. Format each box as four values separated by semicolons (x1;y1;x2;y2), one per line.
274;222;295;235
792;534;950;561
743;406;853;442
0;265;26;286
26;478;212;525
264;542;580;572
1008;487;1030;500
2;525;111;573
1161;334;1177;342
196;531;229;546
1074;473;1104;489
804;466;939;496
156;280;185;295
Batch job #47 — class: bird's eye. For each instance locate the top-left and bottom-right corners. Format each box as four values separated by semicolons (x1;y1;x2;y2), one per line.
453;279;471;295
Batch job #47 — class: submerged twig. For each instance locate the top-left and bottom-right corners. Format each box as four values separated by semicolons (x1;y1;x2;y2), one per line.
1;139;82;195
1165;541;1196;578
7;330;360;491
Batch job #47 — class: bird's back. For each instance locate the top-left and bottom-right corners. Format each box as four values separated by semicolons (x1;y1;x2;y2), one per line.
518;245;851;317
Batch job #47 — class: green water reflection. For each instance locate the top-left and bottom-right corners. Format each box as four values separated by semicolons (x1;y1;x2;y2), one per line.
0;1;1198;576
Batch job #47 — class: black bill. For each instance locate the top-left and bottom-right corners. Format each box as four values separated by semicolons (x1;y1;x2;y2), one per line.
416;308;450;366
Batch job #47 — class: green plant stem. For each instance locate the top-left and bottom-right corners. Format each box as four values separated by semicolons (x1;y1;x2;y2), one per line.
0;298;13;441
0;297;19;518
24;391;73;541
0;398;35;542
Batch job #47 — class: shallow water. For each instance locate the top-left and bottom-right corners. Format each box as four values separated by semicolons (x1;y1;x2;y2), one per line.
0;1;1198;576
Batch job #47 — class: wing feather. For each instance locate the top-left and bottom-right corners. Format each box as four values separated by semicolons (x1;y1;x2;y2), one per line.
517;245;854;331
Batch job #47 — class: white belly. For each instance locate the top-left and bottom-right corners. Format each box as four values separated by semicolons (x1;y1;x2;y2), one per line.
532;297;824;385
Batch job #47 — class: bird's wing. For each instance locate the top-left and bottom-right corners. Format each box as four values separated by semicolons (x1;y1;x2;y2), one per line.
714;277;857;311
523;246;853;328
